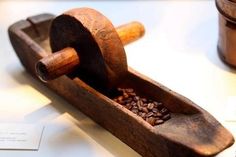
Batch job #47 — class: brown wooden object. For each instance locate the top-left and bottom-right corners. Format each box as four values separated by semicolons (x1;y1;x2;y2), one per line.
36;8;145;93
216;0;236;67
8;12;234;157
36;21;144;83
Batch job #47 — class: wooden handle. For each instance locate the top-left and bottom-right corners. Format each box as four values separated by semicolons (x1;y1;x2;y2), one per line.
117;21;145;45
36;47;79;81
36;21;145;81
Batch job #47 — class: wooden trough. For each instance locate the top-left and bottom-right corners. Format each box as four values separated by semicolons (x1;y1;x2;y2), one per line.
8;13;234;157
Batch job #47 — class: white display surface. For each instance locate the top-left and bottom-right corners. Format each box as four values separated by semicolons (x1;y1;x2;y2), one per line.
0;0;236;156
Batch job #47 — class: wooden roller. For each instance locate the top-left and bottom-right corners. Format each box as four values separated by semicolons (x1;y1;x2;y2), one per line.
36;8;145;93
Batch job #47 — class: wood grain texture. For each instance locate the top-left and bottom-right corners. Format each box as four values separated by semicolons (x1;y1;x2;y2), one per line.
36;47;79;81
116;21;145;45
36;20;145;82
8;13;234;157
216;0;236;67
50;8;127;93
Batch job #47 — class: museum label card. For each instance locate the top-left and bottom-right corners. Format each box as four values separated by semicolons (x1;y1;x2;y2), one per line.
0;123;44;150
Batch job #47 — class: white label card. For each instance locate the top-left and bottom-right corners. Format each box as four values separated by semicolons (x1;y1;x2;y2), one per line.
0;124;44;150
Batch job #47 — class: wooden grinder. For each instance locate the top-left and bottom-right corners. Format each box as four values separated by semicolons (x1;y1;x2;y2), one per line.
8;10;235;157
36;8;145;92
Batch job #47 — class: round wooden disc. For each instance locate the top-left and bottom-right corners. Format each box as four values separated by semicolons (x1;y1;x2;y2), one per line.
49;8;127;92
